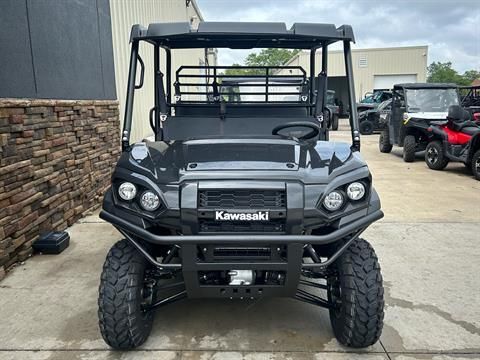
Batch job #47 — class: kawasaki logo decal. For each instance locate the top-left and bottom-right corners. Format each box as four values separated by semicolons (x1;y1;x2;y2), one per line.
215;211;269;221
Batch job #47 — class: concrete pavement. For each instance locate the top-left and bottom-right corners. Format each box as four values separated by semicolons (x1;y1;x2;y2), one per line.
1;120;479;359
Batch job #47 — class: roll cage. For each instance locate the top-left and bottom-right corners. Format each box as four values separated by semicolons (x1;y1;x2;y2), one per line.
175;66;306;103
460;85;480;108
121;22;360;151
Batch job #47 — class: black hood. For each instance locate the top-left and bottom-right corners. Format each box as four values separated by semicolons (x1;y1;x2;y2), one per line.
114;138;367;185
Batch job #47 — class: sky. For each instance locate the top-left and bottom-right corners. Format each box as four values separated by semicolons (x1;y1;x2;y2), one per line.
196;0;480;73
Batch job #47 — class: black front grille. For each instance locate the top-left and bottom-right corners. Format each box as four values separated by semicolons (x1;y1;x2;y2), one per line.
198;189;286;209
199;220;285;233
213;246;271;259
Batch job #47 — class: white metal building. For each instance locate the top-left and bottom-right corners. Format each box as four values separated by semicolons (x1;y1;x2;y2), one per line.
281;45;428;107
110;0;214;141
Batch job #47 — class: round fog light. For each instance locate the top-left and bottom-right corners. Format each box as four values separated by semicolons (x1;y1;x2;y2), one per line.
140;191;160;211
347;182;366;201
118;182;137;201
323;191;344;211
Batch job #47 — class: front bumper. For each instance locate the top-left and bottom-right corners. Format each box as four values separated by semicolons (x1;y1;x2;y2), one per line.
101;208;383;299
100;209;383;245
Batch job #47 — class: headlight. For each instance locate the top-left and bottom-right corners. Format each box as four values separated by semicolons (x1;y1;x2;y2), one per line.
323;191;344;211
140;191;160;211
118;182;137;201
346;182;366;201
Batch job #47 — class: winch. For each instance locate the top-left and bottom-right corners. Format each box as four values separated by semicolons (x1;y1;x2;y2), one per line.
228;270;254;285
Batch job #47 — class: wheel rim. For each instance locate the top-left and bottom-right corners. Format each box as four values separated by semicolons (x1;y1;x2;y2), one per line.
475;157;480;175
427;147;439;164
362;123;372;133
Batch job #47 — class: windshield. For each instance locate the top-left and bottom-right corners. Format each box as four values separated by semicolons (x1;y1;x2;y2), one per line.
361;94;375;103
378;99;391;111
405;88;459;112
361;91;388;104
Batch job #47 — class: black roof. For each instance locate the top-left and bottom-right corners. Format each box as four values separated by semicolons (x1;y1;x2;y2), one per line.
130;22;355;49
394;83;458;90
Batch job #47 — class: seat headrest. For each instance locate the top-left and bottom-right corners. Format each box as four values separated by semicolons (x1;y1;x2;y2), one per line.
447;105;465;121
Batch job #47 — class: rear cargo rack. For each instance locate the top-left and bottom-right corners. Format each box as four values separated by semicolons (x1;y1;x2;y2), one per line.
174;65;309;103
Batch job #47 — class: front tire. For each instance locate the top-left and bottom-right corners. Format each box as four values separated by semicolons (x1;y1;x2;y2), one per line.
98;239;155;349
471;149;480;180
360;120;374;135
379;129;393;153
425;141;449;170
328;238;384;348
402;135;416;162
331;115;339;131
325;110;332;130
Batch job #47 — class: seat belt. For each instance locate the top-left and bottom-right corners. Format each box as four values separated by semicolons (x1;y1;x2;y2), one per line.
301;80;310;102
151;70;169;140
212;80;220;102
157;71;168;128
314;72;327;122
174;81;181;102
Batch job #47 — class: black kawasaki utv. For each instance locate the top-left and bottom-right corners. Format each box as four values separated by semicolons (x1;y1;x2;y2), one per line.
378;83;460;161
98;22;385;350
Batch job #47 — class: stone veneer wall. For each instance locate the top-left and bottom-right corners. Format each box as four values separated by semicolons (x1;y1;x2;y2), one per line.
0;99;120;279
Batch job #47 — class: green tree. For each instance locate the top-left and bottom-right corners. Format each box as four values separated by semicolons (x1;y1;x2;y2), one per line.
427;62;464;84
224;49;301;76
426;62;479;86
245;48;301;67
462;70;480;84
224;63;258;76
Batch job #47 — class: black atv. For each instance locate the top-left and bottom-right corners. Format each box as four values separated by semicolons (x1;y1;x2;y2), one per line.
98;22;385;350
357;89;392;113
378;83;460;161
425;105;480;179
359;98;391;135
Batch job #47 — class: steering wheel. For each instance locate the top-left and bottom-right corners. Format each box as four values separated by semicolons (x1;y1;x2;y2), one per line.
272;121;321;140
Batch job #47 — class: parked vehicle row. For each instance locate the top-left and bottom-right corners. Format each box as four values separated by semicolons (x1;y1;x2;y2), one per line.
377;83;480;180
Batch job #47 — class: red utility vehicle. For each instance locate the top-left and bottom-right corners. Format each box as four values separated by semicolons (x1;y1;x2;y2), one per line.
425;105;480;180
